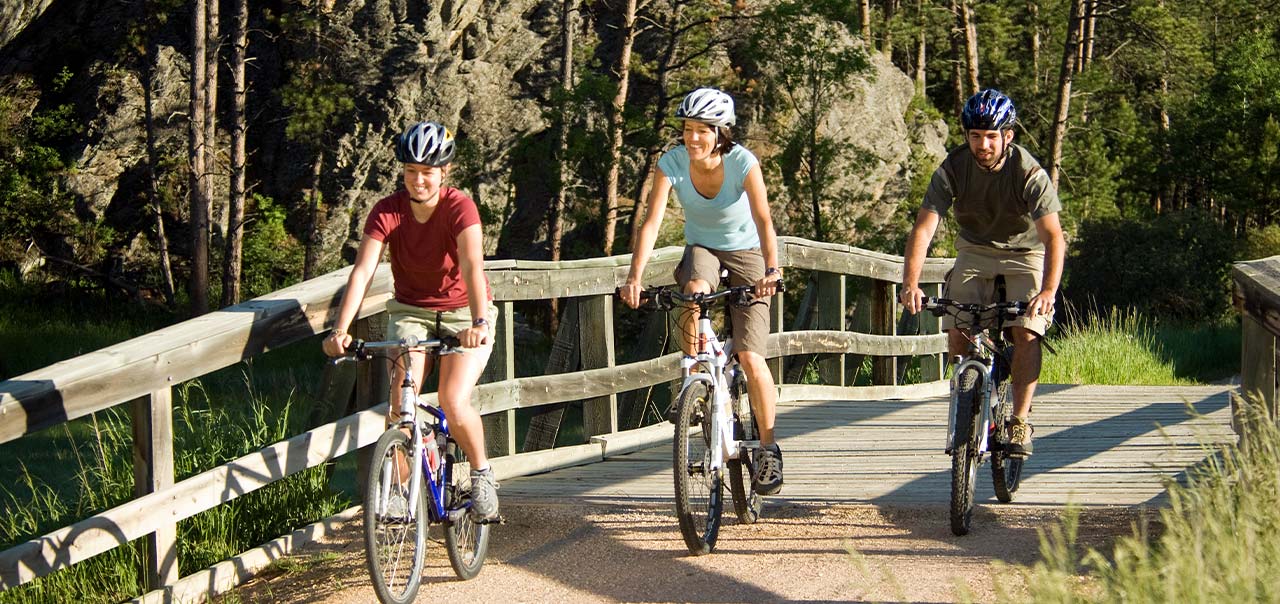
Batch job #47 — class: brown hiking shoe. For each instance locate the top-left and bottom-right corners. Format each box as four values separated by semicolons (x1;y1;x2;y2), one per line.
1006;416;1034;458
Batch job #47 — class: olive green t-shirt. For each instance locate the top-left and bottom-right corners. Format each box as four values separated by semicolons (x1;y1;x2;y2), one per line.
921;143;1061;251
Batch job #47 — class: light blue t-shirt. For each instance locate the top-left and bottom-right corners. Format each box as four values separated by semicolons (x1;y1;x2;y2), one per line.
658;144;761;251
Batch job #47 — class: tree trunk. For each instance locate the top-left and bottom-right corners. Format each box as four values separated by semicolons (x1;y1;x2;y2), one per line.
807;97;824;241
602;0;638;256
189;0;209;315
915;0;926;93
629;5;681;248
1047;0;1085;189
549;0;576;332
962;0;979;94
1028;1;1040;94
1083;0;1096;68
222;0;247;307
303;151;324;280
883;0;898;57
205;0;221;245
950;0;965;115
860;0;872;43
143;15;176;307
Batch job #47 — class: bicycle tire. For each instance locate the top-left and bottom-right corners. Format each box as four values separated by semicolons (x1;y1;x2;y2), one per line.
443;440;491;579
950;367;983;536
728;398;763;525
991;380;1024;502
673;380;723;555
364;428;427;604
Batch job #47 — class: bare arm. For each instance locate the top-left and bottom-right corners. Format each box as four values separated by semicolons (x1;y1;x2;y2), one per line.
744;163;781;297
621;167;672;308
456;223;490;348
899;208;942;314
1030;212;1065;318
323;235;385;356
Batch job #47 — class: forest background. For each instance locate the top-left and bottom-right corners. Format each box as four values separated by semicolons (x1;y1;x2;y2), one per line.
3;0;1279;334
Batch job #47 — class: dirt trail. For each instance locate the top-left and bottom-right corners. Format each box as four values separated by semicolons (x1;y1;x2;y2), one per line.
223;500;1146;603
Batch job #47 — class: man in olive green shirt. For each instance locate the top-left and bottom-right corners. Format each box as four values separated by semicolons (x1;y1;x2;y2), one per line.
899;90;1066;457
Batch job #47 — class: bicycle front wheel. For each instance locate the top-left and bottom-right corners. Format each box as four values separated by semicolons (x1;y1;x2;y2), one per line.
673;380;723;555
443;441;491;579
950;367;983;536
991;380;1024;502
364;428;427;604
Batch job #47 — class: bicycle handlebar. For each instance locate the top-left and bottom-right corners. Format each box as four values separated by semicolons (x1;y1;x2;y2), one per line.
621;281;786;311
331;335;463;364
923;296;1028;318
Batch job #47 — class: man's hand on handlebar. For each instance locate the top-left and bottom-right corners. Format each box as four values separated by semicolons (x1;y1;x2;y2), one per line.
900;284;926;315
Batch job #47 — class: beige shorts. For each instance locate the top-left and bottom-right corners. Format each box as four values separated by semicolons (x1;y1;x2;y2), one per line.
386;299;498;352
942;239;1052;336
674;245;771;356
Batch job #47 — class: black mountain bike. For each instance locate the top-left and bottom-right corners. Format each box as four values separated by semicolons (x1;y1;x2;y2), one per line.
924;296;1028;536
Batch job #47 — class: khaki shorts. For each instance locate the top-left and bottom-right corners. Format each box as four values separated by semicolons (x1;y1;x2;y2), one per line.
386;299;498;353
674;245;771;356
942;239;1052;336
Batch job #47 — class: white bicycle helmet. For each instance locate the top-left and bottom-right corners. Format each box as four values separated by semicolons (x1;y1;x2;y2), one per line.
675;88;736;128
394;121;456;166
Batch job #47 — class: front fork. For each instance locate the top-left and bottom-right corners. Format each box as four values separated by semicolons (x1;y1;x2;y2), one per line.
945;358;995;454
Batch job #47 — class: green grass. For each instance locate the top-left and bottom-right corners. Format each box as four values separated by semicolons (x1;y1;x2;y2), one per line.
1040;305;1239;385
1006;397;1280;602
0;291;351;604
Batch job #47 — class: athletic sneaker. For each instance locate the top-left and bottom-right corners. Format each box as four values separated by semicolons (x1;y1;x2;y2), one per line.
386;490;408;519
1007;416;1034;458
752;443;784;495
469;467;501;522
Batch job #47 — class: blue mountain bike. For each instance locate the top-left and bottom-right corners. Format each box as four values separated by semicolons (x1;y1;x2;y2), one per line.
335;336;491;604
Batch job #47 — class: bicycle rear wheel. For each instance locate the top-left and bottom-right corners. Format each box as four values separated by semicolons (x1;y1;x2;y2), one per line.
673;380;723;555
728;393;762;524
443;441;491;579
364;428;427;604
950;367;983;536
991;380;1024;502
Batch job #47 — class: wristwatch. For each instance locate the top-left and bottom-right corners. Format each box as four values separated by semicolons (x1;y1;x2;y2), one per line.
765;267;782;278
472;317;489;329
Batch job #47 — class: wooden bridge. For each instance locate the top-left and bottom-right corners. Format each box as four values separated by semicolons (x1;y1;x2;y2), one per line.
0;238;1276;603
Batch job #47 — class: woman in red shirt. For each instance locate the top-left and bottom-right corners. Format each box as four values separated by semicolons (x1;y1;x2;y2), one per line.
323;121;499;522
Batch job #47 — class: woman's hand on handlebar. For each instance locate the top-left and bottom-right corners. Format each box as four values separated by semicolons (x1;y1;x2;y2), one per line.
323;330;352;357
619;279;644;309
900;284;926;315
755;272;782;298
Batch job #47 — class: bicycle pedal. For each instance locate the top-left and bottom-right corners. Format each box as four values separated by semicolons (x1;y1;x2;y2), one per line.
474;515;506;526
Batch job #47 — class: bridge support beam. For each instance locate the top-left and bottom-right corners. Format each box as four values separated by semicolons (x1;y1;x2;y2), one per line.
131;387;178;590
482;301;517;457
581;294;617;438
815;272;847;386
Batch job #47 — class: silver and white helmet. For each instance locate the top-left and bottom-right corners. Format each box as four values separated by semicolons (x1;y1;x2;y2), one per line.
394;121;456;166
675;88;736;128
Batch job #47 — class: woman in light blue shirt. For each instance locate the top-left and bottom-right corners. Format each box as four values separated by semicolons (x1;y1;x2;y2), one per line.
620;88;785;496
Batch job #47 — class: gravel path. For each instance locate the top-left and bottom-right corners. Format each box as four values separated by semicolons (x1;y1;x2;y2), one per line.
222;500;1148;603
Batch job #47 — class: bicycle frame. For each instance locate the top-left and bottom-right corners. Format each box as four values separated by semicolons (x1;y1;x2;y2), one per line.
680;312;756;476
945;333;998;455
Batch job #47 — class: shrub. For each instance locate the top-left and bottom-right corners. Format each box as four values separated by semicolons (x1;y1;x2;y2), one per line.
1064;209;1234;321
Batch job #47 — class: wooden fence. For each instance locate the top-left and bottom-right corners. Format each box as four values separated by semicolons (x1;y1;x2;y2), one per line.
1234;255;1280;425
0;236;952;599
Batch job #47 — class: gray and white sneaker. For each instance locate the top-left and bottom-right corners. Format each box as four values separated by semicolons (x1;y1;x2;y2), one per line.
752;444;784;495
469;467;501;522
386;490;408;519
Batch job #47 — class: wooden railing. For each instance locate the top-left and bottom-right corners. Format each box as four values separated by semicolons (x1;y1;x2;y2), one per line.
1233;255;1280;425
0;236;953;599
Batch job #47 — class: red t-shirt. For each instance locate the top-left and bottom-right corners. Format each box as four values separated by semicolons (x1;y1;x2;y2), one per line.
363;187;492;309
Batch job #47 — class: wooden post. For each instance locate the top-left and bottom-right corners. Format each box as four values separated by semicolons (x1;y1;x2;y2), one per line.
130;388;178;590
353;314;388;497
480;301;517;457
871;280;897;385
815;272;846;386
580;294;617;438
770;284;786;384
920;282;945;382
1240;313;1278;428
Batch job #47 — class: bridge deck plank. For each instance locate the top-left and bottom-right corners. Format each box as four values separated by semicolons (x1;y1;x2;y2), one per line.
501;384;1235;508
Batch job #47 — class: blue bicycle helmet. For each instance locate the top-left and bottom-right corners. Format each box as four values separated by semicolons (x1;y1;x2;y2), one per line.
961;90;1017;131
394;121;456;166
